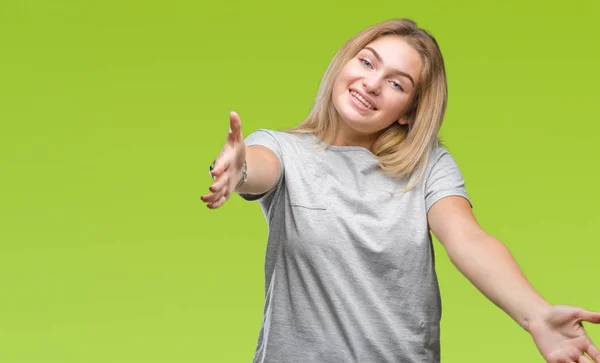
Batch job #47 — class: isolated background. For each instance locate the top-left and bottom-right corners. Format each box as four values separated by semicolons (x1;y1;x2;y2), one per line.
1;0;599;362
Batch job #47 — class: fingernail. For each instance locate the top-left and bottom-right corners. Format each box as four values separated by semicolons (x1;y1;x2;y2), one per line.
228;127;232;134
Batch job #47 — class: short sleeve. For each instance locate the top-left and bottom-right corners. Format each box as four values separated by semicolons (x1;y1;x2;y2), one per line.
237;129;285;202
424;148;472;212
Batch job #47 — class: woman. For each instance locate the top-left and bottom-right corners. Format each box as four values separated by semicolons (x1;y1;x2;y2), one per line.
201;18;599;362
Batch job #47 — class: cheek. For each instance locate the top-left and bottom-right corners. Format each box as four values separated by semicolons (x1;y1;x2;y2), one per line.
336;64;360;85
333;75;352;100
382;93;412;117
332;73;345;92
332;75;344;93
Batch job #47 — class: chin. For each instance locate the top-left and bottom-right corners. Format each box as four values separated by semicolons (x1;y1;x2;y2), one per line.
338;106;371;124
338;115;378;135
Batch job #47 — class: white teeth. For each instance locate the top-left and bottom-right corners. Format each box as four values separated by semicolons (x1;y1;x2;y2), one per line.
350;91;374;110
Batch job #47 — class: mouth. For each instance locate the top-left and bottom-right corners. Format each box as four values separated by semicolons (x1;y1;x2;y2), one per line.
349;89;377;110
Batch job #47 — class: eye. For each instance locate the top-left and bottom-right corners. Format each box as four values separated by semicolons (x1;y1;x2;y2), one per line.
359;58;373;69
390;81;404;92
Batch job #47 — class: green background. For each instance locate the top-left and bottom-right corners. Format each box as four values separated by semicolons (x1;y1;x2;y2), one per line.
1;0;598;362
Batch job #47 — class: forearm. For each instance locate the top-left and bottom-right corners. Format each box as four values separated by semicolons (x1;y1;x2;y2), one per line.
234;145;281;195
446;234;552;332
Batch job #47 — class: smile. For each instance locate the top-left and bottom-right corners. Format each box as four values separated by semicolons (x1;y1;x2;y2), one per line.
349;90;376;110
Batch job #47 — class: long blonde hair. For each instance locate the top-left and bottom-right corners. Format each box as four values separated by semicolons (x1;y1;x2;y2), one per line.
290;18;448;190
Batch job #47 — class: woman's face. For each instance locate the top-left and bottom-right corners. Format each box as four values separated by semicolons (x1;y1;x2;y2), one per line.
332;35;423;136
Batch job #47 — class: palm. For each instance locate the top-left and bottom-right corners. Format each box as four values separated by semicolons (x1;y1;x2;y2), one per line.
223;112;246;178
529;305;600;362
201;111;246;209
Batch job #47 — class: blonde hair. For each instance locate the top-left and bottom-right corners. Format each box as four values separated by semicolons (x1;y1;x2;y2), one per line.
290;18;447;191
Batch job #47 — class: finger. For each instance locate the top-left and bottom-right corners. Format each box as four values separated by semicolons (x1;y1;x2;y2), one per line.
551;352;577;363
207;195;228;209
574;336;593;351
228;111;243;144
577;310;600;324
561;346;587;362
210;154;231;177
586;343;600;362
209;176;228;193
201;191;220;204
202;182;228;204
569;347;588;361
578;355;594;363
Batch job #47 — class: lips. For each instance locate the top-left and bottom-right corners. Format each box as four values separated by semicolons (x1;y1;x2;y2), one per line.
349;89;377;110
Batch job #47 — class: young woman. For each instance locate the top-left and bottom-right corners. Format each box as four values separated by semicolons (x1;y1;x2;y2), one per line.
201;18;600;363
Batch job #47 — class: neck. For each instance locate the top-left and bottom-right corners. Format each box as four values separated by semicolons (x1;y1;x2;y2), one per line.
332;122;380;151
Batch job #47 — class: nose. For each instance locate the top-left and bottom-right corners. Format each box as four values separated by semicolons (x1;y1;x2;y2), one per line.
362;75;381;95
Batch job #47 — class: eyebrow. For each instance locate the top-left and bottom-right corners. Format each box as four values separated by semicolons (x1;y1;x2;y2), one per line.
364;46;415;86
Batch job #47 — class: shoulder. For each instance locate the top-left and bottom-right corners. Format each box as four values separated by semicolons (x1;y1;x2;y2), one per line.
423;145;466;187
429;144;452;162
426;145;460;171
250;129;313;141
246;129;317;152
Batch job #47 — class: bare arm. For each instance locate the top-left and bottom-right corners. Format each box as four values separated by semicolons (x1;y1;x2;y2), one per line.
201;111;280;209
427;196;600;362
427;196;550;331
235;145;280;196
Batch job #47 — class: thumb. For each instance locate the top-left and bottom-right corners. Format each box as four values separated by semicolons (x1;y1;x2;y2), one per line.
578;309;600;324
228;111;243;142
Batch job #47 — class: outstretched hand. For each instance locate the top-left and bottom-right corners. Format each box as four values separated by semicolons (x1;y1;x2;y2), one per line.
201;111;246;209
529;305;600;362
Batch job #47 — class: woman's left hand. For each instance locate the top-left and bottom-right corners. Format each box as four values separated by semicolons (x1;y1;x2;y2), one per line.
529;305;600;362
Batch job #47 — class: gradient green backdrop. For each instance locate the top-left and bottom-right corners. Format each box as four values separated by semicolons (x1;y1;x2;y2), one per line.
1;0;598;362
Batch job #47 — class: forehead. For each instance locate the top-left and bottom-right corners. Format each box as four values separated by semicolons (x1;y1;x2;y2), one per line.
362;35;422;82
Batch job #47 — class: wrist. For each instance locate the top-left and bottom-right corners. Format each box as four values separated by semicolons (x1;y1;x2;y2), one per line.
522;300;553;333
234;160;248;190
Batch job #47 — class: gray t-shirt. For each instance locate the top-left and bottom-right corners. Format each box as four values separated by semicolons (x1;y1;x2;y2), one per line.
240;129;471;363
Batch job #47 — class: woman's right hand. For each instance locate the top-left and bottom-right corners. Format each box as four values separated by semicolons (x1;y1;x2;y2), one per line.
201;111;246;209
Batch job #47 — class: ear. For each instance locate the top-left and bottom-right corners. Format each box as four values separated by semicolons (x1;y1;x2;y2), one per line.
397;117;410;126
